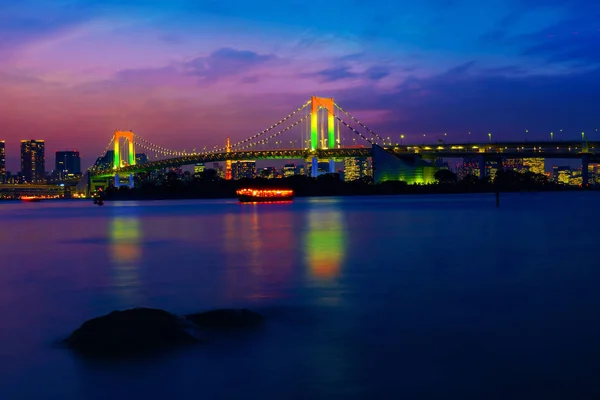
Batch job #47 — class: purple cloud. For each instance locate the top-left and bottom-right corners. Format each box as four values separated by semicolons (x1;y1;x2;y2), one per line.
185;48;277;82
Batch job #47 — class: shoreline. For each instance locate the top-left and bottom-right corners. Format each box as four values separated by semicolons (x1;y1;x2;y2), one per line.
101;185;597;201
2;184;596;202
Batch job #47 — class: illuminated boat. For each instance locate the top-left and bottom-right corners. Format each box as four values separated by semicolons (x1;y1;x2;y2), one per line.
236;188;294;203
21;196;42;202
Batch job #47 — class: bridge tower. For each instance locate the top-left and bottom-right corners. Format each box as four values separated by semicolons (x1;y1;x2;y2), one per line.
310;96;336;176
225;137;232;180
113;130;136;189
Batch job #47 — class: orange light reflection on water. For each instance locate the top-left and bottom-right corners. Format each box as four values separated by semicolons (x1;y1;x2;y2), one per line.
222;208;262;301
223;205;294;301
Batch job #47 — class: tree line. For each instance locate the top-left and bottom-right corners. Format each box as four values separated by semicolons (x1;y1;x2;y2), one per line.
99;167;576;200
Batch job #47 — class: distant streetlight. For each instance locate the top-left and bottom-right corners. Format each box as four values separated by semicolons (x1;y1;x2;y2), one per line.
550;132;554;141
488;132;492;143
582;132;585;140
400;134;404;145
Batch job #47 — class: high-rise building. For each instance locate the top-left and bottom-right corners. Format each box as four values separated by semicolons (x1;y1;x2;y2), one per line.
21;140;45;183
213;162;225;179
343;157;371;181
55;150;81;179
569;170;582;186
232;161;256;179
458;157;502;180
0;141;5;182
94;150;114;170
589;163;600;185
523;158;545;175
344;158;361;181
365;157;373;177
458;157;480;180
259;167;277;179
553;166;571;184
503;158;524;172
194;163;205;175
282;164;296;177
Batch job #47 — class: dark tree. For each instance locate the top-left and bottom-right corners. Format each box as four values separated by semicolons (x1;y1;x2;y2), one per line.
198;168;220;181
434;169;458;184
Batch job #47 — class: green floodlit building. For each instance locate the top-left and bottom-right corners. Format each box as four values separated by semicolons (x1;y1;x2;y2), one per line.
372;145;437;184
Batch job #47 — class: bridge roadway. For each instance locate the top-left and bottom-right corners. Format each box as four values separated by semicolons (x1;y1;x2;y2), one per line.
90;148;373;177
90;140;600;177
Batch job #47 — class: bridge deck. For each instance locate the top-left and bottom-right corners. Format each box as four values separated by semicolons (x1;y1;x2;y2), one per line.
90;141;600;177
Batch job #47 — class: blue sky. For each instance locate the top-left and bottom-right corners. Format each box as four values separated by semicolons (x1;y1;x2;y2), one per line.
0;0;599;169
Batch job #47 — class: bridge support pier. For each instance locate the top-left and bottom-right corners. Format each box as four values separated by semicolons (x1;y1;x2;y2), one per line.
114;173;135;189
478;154;486;180
311;156;318;177
496;157;503;172
495;156;503;181
89;177;111;195
86;172;92;197
582;154;589;186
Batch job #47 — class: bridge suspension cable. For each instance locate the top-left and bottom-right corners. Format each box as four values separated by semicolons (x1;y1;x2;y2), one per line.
335;116;377;145
87;136;115;171
214;115;310;153
334;103;386;144
127;100;312;157
133;134;191;156
211;100;311;153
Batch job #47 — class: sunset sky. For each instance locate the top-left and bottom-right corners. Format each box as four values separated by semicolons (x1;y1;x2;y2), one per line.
1;0;599;170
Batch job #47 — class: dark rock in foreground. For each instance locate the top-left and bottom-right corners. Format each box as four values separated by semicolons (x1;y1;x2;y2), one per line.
185;309;265;328
66;308;201;357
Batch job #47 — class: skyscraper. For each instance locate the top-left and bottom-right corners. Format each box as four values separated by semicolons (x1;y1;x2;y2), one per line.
523;158;545;175
232;161;256;179
343;157;371;181
20;140;45;183
0;141;5;182
194;163;205;175
55;150;81;179
282;164;296;177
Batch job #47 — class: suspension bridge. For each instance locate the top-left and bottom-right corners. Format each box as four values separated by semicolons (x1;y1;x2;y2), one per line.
84;96;386;192
81;95;600;193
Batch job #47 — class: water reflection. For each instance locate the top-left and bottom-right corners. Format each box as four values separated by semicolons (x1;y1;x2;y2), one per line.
304;207;345;280
108;212;143;307
222;207;263;301
222;206;295;301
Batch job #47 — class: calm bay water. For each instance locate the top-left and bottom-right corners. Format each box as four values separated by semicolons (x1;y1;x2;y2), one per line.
1;193;599;399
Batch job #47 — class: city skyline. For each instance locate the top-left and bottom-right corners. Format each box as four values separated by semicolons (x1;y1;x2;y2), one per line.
2;1;599;170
